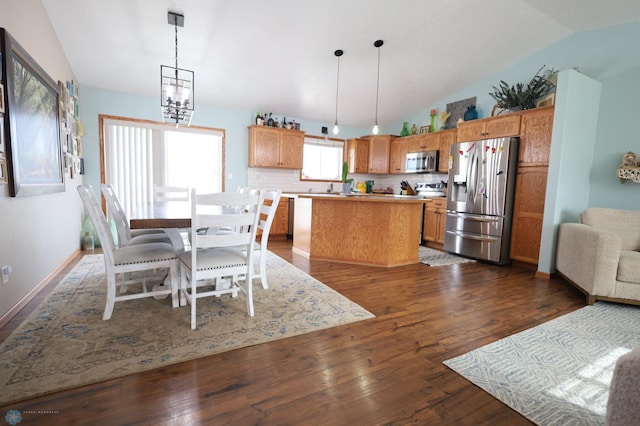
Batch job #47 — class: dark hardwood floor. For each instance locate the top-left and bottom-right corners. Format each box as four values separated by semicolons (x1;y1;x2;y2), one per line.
0;239;585;425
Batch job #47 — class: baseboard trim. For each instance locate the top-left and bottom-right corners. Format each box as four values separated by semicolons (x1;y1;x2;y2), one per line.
0;249;81;329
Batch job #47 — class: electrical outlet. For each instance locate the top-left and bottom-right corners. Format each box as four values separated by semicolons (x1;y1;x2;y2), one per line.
2;265;12;284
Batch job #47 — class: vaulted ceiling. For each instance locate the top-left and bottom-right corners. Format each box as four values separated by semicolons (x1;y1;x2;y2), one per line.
42;0;640;128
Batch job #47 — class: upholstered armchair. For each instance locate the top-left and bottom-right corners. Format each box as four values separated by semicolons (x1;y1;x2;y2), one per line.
556;207;640;305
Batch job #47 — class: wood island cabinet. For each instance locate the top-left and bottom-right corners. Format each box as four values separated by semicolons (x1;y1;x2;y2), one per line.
367;135;393;174
422;198;447;244
270;198;289;236
347;138;369;174
509;106;554;265
457;114;521;142
249;125;304;169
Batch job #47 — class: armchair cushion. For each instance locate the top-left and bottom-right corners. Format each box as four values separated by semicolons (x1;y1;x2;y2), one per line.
581;207;640;251
617;250;640;283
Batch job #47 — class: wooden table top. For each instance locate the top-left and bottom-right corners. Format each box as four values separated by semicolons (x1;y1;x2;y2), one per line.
129;201;191;229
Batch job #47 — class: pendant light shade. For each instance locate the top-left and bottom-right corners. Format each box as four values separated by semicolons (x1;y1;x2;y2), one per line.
372;40;383;135
332;49;343;135
161;11;194;127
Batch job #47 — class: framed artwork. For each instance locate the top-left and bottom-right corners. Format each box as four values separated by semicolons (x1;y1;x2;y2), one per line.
536;93;556;108
445;96;477;129
622;152;638;168
0;84;5;113
1;28;64;197
419;125;430;134
0;157;7;183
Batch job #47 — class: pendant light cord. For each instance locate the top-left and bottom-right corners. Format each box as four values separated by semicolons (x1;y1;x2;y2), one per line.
334;54;340;124
373;40;383;126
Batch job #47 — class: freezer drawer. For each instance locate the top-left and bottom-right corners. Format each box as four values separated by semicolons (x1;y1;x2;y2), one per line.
445;212;504;237
443;229;510;264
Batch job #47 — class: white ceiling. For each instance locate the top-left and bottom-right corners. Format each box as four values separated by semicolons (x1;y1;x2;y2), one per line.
41;0;640;129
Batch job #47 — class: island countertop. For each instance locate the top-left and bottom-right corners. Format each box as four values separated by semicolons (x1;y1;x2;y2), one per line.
292;193;426;267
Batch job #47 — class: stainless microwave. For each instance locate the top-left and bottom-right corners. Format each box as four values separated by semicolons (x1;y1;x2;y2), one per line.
406;150;438;173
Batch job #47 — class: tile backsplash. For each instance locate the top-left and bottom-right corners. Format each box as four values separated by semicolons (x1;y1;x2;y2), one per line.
247;168;448;194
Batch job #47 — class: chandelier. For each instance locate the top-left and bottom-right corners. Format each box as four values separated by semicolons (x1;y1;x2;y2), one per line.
161;11;194;127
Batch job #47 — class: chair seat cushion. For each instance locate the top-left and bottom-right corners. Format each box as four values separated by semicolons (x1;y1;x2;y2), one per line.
129;233;173;246
617;250;640;283
114;242;177;266
179;248;247;271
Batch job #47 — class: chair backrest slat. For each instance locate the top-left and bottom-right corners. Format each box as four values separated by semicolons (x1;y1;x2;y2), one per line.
77;185;116;264
101;184;132;246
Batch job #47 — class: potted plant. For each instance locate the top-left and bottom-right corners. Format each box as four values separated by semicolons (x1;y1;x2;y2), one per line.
341;162;353;194
489;66;556;112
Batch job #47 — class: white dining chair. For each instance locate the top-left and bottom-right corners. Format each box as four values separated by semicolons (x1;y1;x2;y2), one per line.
77;185;180;320
178;189;263;329
154;185;190;202
253;189;282;289
101;184;180;248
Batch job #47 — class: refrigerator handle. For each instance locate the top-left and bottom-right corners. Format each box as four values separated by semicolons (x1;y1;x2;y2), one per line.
468;148;478;204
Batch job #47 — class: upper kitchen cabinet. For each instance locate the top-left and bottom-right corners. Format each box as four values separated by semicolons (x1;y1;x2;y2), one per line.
347;137;369;174
518;105;554;166
437;129;457;173
367;135;394;174
457;114;521;142
389;137;408;174
249;125;304;169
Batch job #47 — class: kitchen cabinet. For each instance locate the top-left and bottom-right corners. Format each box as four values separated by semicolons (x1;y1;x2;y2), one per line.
389;137;408;173
437;129;457;173
248;125;304;169
457;114;521;142
347;138;369;174
509;106;554;265
405;133;439;152
422;198;446;244
367;135;393;174
270;198;290;236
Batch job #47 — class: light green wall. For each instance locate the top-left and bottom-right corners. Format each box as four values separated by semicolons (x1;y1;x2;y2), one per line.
80;87;369;195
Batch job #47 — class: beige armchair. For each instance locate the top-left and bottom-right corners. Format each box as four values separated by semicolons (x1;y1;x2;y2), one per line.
556;207;640;305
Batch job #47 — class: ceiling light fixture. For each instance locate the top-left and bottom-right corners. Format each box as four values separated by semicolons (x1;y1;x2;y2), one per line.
372;39;383;135
161;11;194;127
332;49;343;135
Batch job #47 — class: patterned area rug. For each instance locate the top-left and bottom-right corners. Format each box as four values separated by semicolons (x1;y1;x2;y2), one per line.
0;252;374;406
419;246;476;267
444;302;640;425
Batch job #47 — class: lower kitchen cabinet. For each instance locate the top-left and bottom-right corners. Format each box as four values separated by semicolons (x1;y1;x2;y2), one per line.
422;199;446;244
258;197;289;237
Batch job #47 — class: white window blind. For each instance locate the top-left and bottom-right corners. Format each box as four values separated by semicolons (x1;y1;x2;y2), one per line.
301;136;344;181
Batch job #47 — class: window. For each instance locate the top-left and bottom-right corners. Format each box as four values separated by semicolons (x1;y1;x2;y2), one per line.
101;116;224;218
301;136;344;181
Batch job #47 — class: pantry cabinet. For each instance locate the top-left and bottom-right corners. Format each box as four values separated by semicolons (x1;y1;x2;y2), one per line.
457;114;521;142
249;125;304;169
509;106;554;265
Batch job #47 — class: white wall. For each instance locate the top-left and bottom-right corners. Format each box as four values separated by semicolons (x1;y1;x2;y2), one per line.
0;0;81;319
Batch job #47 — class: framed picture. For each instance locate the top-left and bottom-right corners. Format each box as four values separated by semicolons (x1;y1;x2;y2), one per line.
622;152;638;168
1;28;64;197
419;125;430;134
0;158;7;183
0;84;5;113
536;93;556;108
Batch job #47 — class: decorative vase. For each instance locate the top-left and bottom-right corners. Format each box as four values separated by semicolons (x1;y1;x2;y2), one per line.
400;122;410;137
429;114;436;132
411;123;417;135
463;105;478;121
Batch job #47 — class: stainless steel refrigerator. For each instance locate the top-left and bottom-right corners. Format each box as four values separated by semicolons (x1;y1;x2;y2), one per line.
444;137;519;264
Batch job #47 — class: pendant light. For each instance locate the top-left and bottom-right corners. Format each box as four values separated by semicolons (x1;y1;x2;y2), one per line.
332;49;343;135
372;39;383;135
161;11;194;127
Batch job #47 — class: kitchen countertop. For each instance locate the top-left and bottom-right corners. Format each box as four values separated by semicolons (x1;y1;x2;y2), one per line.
283;192;445;201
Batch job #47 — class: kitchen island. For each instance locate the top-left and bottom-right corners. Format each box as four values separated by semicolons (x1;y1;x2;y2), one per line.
292;193;426;267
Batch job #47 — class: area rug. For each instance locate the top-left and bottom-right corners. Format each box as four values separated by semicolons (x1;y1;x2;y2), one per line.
419;246;476;267
0;252;374;406
444;302;640;425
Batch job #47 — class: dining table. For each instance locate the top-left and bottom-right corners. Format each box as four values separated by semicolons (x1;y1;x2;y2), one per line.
129;200;191;230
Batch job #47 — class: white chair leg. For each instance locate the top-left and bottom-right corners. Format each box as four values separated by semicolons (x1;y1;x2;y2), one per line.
190;277;197;330
169;261;179;308
245;270;254;317
103;275;117;320
259;250;268;289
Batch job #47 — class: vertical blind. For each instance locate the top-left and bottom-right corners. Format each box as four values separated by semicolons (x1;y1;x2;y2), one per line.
104;123;155;219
